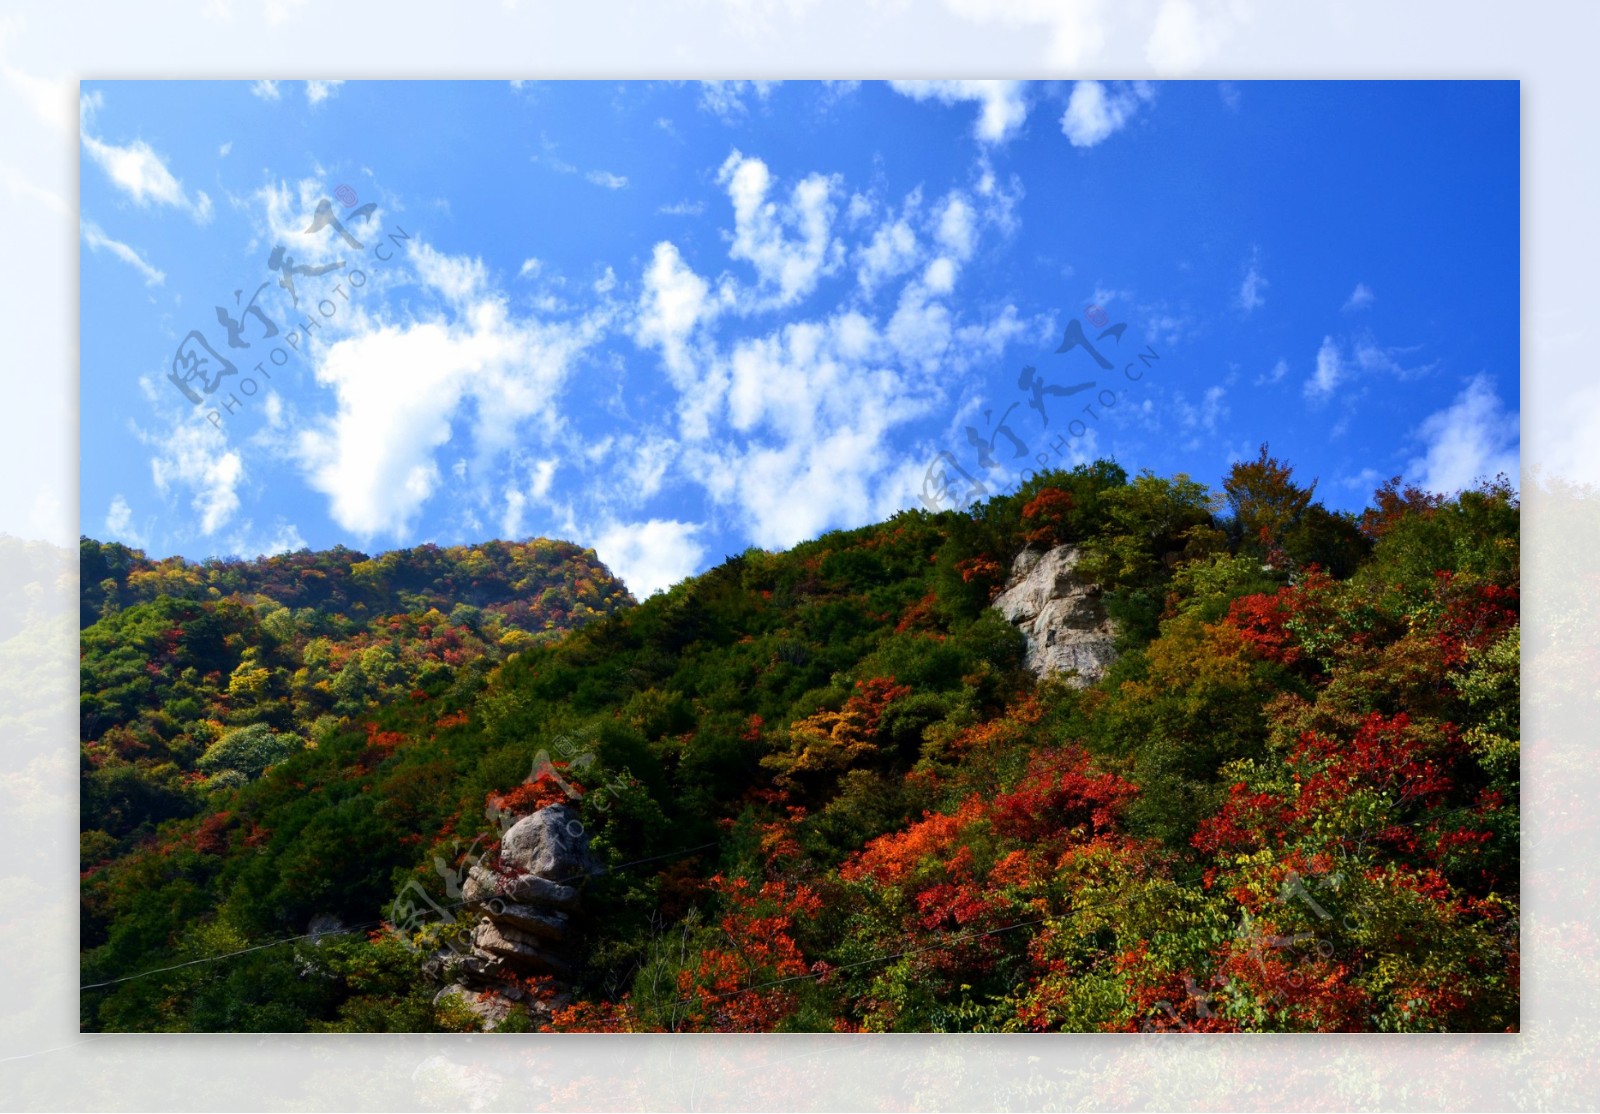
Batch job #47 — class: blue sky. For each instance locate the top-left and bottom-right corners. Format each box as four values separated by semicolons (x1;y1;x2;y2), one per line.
80;79;1519;595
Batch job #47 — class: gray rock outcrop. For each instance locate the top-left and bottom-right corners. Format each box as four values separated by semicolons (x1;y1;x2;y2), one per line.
990;545;1118;685
429;802;599;1028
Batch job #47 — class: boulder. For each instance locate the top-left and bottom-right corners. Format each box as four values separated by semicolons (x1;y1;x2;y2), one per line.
428;802;594;1021
991;545;1118;686
499;803;601;884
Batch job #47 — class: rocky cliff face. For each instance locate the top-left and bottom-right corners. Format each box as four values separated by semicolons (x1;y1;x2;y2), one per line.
990;545;1118;686
430;802;599;1029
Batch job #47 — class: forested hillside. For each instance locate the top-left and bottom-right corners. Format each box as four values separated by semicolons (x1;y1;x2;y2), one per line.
78;539;633;873
80;452;1520;1033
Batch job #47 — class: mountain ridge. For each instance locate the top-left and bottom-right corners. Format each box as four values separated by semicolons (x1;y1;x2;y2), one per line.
79;454;1521;1033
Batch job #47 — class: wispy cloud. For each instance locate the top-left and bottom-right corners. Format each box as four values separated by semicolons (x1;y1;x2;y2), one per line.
1305;336;1343;401
1255;357;1287;386
104;494;148;550
1343;282;1375;311
585;169;628;190
658;200;705;217
305;80;344;106
143;419;244;537
697;80;780;122
1409;375;1519;494
81;93;212;222
1237;251;1267;314
633;153;1036;549
1306;331;1434;402
251;79;281;101
81;219;164;285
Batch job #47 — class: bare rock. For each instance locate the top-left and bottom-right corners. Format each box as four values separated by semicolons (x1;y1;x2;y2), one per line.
991;545;1118;686
499;803;601;884
505;873;581;911
462;859;583;912
472;919;573;977
483;898;569;941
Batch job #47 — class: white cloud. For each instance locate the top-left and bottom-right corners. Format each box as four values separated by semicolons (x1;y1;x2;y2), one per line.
1409;375;1519;495
518;257;542;279
528;458;558;500
218;140;232;157
305;80;344;106
630;153;1036;550
1304;329;1434;404
251;79;281;101
1194;384;1227;431
635;240;719;402
888;80;1029;145
1340;466;1383;493
499;459;558;540
935;194;977;260
856;218;918;296
1305;335;1343;400
681;292;1024;548
593;266;617;295
104;494;147;550
295;247;604;539
718;150;842;308
698;80;780;121
659;200;705;217
1237;254;1266;313
1060;80;1156;148
588;518;705;598
81;106;213;223
586;169;628;190
147;420;244;536
1255;357;1287;386
1343;282;1375;311
80;220;164;285
225;521;307;559
1351;335;1431;380
410;242;489;304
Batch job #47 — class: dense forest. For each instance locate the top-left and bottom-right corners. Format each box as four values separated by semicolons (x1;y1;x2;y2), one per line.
79;450;1519;1032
